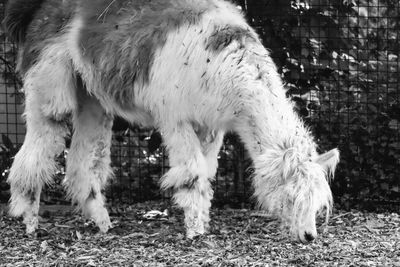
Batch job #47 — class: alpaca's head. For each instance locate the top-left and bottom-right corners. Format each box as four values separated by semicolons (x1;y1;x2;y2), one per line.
253;148;339;243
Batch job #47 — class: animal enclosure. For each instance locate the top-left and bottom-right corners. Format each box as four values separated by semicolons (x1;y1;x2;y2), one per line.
0;0;399;211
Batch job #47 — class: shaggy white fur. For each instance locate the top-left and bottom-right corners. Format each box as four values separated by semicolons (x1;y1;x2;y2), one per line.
63;90;114;233
7;41;75;233
6;0;339;242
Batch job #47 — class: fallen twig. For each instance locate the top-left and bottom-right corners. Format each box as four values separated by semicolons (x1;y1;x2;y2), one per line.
54;224;73;229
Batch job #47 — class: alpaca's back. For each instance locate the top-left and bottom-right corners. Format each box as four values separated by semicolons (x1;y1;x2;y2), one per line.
5;0;251;111
4;0;231;75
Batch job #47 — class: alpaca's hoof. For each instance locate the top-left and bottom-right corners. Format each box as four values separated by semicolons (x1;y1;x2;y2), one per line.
91;207;112;233
24;216;39;234
83;198;112;233
186;223;206;239
186;229;204;239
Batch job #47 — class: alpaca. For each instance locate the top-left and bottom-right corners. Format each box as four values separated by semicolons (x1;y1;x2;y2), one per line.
4;0;339;242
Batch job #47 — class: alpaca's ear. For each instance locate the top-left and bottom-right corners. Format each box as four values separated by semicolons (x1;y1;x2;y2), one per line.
315;148;340;178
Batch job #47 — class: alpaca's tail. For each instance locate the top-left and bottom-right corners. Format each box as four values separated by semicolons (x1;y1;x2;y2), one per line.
3;0;45;43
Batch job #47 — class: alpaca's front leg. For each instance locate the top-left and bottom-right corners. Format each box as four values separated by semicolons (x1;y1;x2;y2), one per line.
64;92;113;233
198;130;225;231
160;124;213;238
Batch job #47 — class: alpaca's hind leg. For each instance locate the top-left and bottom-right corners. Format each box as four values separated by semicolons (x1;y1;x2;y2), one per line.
64;91;113;233
198;130;225;231
160;124;214;238
8;90;69;234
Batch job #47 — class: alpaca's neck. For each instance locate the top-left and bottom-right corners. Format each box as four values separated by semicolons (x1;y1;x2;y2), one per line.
234;88;316;161
218;41;317;160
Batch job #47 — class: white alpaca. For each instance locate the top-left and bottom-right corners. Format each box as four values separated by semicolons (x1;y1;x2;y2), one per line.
4;0;339;242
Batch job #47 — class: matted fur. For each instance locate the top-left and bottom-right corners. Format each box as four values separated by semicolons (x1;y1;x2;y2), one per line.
5;0;339;242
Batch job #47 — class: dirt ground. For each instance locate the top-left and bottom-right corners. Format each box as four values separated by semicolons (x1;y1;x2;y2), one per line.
0;201;399;266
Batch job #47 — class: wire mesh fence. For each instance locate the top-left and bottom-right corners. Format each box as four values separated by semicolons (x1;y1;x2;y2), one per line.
0;0;399;209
